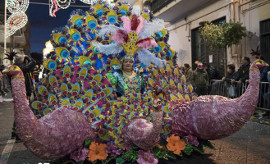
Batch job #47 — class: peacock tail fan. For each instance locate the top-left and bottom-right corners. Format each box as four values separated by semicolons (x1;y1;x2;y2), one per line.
31;65;117;118
145;64;196;108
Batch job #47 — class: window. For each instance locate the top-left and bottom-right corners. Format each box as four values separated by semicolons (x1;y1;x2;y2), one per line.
191;17;226;76
260;19;270;63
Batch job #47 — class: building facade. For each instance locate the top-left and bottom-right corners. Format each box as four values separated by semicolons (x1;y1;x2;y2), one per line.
148;0;270;75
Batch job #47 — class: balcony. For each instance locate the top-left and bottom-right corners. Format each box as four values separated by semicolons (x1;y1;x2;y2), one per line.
150;0;175;14
119;0;138;5
150;0;216;23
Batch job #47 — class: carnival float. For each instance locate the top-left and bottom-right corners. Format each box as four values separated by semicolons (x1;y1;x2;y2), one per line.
3;0;269;163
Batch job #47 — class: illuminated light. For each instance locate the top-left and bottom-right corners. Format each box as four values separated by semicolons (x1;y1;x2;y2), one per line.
6;0;29;38
79;0;92;4
43;41;54;56
6;12;28;38
49;0;116;17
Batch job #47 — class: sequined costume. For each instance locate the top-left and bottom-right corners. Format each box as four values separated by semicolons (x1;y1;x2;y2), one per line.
106;71;145;97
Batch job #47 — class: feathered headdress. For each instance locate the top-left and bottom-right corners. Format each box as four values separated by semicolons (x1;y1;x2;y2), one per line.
250;46;260;57
94;6;166;68
4;50;17;61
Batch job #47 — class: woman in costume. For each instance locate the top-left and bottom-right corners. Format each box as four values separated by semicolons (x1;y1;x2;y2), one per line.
106;56;145;97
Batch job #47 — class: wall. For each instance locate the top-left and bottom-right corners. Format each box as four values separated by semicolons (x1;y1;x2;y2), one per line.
239;0;270;63
166;0;270;69
166;0;232;67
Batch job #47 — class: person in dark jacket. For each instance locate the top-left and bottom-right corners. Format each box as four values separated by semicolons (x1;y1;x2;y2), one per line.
222;64;236;82
204;63;222;95
30;52;44;83
264;71;270;109
204;63;222;80
257;57;270;82
256;57;270;108
221;64;237;97
231;57;250;97
210;64;236;96
191;63;209;96
14;54;36;100
0;65;6;97
232;57;250;84
251;49;270;107
183;63;193;82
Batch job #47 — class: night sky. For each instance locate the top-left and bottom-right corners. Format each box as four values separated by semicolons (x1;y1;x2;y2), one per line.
28;0;88;53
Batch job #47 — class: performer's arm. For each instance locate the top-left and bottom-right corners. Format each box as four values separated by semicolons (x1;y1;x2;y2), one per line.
106;72;117;86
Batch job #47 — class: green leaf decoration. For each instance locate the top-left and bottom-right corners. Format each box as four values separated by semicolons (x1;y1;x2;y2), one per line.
102;157;114;164
201;140;215;149
192;145;204;153
165;151;177;160
84;139;92;148
123;150;138;162
192;140;214;153
151;146;167;159
116;157;125;164
183;144;193;156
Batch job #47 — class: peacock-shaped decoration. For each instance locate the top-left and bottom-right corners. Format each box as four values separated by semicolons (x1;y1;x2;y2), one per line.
4;0;267;163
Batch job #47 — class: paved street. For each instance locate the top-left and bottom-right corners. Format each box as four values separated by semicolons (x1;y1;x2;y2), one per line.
0;94;270;164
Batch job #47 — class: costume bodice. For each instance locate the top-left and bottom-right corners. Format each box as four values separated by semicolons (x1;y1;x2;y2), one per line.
106;71;145;97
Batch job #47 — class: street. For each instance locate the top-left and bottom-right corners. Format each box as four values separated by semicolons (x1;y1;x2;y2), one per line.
0;96;270;164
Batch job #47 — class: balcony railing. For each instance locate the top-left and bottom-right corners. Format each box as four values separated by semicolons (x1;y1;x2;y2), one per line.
150;0;175;13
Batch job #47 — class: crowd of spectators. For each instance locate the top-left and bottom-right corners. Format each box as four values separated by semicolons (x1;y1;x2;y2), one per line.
182;56;270;109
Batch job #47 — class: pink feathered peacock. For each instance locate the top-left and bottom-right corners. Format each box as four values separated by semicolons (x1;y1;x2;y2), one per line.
4;1;268;163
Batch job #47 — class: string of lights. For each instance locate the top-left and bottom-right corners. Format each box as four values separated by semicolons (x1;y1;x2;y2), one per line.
5;0;115;38
29;1;91;7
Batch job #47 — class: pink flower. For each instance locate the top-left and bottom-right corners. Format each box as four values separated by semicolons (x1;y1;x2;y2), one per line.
137;150;158;164
70;147;89;162
105;142;123;157
185;135;199;146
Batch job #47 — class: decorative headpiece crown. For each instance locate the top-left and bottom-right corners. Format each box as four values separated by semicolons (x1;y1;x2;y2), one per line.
122;31;139;57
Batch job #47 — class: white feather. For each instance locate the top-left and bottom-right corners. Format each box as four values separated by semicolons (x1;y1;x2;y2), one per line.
137;49;166;68
132;5;141;16
72;46;80;54
85;33;92;40
139;19;165;39
98;25;121;39
92;42;123;55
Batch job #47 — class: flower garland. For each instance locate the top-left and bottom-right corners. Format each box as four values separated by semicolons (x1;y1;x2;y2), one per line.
68;135;214;163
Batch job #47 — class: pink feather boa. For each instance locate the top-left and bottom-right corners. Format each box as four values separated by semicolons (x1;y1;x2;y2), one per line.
121;16;131;33
112;30;129;44
136;17;146;34
137;38;158;49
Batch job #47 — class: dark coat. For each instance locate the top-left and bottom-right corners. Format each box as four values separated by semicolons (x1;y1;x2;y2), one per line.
233;63;250;83
191;69;209;88
260;64;270;82
18;56;36;97
224;71;236;83
206;65;222;80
